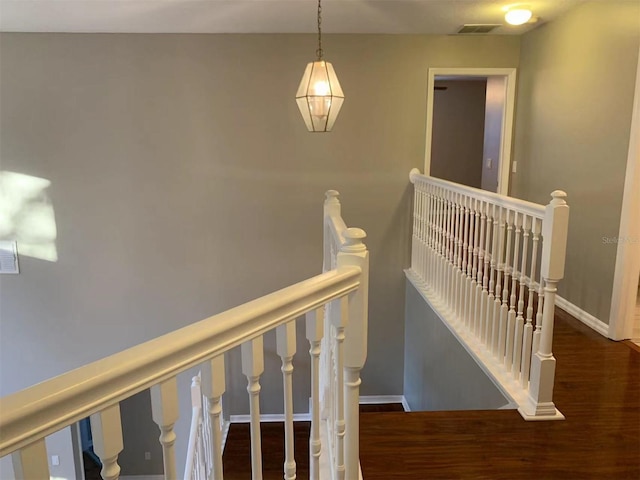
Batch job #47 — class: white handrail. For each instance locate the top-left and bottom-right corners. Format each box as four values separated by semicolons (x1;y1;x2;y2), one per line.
410;168;545;219
0;266;362;457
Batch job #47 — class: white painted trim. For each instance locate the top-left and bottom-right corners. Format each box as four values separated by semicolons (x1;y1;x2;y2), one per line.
358;395;404;405
360;395;411;412
230;396;411;424
424;67;517;196
555;295;609;338
608;46;640;341
229;413;312;423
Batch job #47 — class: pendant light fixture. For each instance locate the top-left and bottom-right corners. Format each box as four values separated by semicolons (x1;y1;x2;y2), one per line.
295;0;344;132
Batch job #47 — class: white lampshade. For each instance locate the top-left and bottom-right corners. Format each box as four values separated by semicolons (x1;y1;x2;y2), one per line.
296;60;344;132
505;8;533;25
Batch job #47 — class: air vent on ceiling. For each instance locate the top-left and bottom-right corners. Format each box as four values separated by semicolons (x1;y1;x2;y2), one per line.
457;24;501;34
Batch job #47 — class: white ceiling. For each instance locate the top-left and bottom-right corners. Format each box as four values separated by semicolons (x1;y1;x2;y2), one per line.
0;0;587;35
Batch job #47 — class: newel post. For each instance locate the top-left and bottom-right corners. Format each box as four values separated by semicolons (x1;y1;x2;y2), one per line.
324;190;341;272
525;190;569;420
337;227;369;480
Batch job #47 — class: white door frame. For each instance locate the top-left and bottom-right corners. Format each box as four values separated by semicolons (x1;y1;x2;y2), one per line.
608;48;640;340
424;67;517;195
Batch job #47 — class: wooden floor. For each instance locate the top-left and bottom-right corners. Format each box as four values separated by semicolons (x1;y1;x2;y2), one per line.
221;309;639;479
223;421;311;480
360;308;640;479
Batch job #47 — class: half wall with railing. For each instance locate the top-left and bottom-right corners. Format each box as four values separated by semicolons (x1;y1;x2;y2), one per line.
408;169;569;420
0;191;369;480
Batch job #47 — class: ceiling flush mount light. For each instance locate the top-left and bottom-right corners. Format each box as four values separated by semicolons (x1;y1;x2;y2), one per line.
505;6;533;25
296;0;344;132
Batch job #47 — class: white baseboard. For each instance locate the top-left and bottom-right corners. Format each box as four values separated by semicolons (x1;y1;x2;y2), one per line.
555;295;609;337
359;395;410;412
229;396;411;424
229;412;312;423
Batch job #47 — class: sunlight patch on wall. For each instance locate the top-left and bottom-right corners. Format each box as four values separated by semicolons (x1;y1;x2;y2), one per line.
0;171;58;262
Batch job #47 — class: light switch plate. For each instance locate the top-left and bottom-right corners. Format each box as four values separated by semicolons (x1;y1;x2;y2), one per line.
0;241;19;274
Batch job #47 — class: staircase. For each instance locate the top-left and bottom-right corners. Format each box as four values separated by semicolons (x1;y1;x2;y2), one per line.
3;171;637;480
0;190;369;480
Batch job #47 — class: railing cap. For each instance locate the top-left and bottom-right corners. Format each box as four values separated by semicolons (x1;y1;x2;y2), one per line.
325;190;340;203
550;190;568;206
409;168;421;183
341;227;367;253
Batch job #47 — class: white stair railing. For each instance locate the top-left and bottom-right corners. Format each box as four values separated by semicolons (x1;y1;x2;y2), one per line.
321;190;369;479
408;169;569;420
0;192;369;480
184;377;206;480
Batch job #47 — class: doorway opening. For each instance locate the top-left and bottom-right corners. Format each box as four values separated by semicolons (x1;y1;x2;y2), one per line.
424;68;517;195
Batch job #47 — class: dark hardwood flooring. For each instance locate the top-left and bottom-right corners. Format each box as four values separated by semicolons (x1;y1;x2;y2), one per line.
222;404;404;479
359;308;640;479
223;421;311;480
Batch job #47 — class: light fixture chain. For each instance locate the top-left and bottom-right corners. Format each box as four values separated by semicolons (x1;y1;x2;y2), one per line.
316;0;323;60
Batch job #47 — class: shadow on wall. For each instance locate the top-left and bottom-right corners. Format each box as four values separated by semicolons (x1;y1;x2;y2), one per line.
0;171;58;262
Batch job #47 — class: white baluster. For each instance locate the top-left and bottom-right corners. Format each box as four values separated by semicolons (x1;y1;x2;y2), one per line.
436;188;445;296
448;192;456;313
495;208;508;359
476;201;488;343
11;439;50;480
487;204;499;352
333;297;347;480
458;195;468;325
453;194;462;321
502;210;516;367
481;202;493;345
151;377;179;480
90;404;124;480
423;186;432;283
306;307;324;480
498;210;513;369
461;197;475;331
514;215;530;380
411;183;419;274
184;376;202;480
469;198;478;334
441;190;451;300
431;184;439;289
440;188;448;299
507;212;522;374
533;219;544;358
277;321;297;480
522;217;539;387
242;337;265;480
201;355;226;480
527;191;569;418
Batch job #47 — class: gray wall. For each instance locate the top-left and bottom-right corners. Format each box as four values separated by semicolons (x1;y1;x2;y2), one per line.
119;390;164;476
0;33;521;477
403;279;511;411
512;1;640;322
431;79;486;188
481;76;505;192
